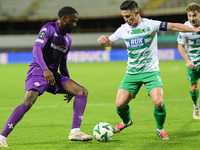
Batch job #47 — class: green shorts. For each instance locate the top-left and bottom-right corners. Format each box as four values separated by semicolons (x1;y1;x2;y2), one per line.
186;66;200;83
119;71;163;96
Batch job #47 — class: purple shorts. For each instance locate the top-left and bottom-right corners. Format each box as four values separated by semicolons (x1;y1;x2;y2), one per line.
25;72;71;95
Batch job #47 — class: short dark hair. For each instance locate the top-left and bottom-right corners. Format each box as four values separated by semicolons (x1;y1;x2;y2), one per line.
120;0;138;11
58;6;78;18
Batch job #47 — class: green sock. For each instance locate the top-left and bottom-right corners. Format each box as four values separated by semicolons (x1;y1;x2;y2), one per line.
116;105;131;124
154;104;166;130
190;89;199;105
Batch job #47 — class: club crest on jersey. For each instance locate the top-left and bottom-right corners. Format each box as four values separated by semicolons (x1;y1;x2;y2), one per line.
39;32;45;38
141;27;150;33
129;37;145;48
194;38;200;45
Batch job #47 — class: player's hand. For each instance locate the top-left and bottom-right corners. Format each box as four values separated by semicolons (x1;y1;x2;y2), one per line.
97;35;108;44
187;60;197;70
194;27;200;33
64;94;73;103
97;35;111;46
43;69;56;85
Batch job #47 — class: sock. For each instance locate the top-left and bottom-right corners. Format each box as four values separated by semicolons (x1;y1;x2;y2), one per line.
154;104;166;130
0;135;6;140
193;103;199;109
123;119;132;126
190;89;199;105
157;128;164;132
70;128;80;134
116;105;131;124
71;95;87;129
1;103;29;138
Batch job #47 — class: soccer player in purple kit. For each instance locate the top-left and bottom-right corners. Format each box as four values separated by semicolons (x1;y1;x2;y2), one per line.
0;6;93;147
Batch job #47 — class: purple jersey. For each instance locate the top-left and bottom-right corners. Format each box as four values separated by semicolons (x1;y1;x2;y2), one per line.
27;21;71;75
25;21;72;95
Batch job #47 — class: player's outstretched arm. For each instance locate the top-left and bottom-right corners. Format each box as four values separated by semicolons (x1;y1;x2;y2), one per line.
167;23;200;33
97;35;113;47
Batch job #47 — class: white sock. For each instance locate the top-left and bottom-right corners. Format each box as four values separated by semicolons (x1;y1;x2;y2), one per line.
70;128;80;134
193;103;199;109
0;135;6;140
157;128;164;132
122;120;132;126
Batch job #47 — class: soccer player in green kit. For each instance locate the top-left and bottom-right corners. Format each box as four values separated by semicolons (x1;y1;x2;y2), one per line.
98;0;200;140
177;3;200;119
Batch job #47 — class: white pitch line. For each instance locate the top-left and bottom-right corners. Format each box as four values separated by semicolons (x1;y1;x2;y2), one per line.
0;97;190;111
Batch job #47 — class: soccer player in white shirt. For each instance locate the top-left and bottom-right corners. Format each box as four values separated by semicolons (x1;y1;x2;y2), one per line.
177;3;200;119
98;0;200;140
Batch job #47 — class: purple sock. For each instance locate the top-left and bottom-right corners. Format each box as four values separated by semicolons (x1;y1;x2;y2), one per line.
71;95;87;129
1;103;29;137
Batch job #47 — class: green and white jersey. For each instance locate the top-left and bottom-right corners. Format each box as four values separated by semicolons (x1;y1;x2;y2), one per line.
109;18;161;74
177;21;200;66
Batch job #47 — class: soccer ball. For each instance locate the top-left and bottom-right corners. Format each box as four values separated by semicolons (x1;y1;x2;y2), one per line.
93;122;114;142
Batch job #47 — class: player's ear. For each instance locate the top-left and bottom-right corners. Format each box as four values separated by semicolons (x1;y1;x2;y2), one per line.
62;15;68;23
134;11;139;15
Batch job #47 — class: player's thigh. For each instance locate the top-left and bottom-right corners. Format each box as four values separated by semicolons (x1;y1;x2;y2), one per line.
116;89;134;109
58;79;88;96
149;87;164;107
119;73;142;96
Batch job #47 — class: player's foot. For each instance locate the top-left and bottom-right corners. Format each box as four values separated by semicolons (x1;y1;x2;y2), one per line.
156;130;169;140
0;136;8;147
68;131;93;141
113;119;133;133
193;108;200;119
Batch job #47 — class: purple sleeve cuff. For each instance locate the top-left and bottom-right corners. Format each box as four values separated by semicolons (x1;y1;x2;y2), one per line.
33;46;48;71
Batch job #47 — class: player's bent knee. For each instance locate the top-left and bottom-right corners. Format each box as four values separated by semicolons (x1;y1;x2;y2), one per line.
76;87;88;96
154;101;163;108
191;87;198;93
23;91;39;109
116;101;126;109
23;97;37;109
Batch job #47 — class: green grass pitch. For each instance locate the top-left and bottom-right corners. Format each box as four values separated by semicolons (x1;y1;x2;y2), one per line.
0;61;200;150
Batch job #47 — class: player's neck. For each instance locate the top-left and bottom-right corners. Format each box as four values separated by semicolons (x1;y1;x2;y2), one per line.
137;16;142;26
132;16;142;27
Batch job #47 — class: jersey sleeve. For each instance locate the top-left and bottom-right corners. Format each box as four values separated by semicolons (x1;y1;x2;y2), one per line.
177;32;186;45
109;27;122;43
34;24;54;48
150;20;162;32
32;45;48;71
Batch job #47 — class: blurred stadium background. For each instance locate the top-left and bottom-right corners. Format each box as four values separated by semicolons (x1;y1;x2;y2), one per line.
0;0;199;64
